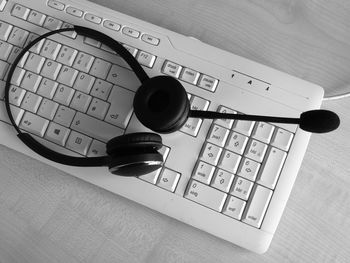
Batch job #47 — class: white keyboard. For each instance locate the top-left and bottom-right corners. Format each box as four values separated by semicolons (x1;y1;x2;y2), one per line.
0;0;324;253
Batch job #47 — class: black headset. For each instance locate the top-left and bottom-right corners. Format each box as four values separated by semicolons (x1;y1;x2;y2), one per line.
5;26;340;177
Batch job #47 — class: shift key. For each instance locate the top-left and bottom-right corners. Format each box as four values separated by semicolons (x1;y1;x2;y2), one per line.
71;112;124;142
185;180;227;212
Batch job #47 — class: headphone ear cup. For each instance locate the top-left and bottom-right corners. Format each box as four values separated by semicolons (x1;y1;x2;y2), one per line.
106;132;164;176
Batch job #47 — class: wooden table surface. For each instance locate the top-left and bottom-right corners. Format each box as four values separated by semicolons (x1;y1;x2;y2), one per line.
1;0;350;262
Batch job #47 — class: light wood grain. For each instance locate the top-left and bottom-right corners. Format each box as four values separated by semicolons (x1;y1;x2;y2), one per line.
0;0;350;262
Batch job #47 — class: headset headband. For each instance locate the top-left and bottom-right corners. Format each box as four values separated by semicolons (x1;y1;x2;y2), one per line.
4;26;149;167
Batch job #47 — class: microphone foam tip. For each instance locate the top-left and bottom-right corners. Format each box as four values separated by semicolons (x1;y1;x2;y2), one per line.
300;109;340;133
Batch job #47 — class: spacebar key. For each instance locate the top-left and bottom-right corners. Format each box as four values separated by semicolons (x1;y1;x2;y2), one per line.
185;180;227;212
71;112;124;142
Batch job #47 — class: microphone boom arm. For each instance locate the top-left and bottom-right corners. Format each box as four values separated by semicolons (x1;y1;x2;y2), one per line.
189;110;300;124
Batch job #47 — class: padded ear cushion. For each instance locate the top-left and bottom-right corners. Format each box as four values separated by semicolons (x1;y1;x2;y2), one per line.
106;132;163;155
133;75;190;133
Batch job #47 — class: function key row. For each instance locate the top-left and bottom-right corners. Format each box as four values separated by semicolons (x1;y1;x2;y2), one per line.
83;37;156;69
162;60;219;93
10;4;158;69
45;0;160;46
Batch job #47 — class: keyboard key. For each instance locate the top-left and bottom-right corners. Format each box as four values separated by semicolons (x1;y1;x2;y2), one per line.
56;46;78;66
141;34;160;46
66;130;92;155
232;120;255;136
159;146;170;161
0;22;12;41
87;139;106;157
90;79;112;100
70;91;92;112
87;98;110;120
71;112;124;142
0;102;24;125
7;47;28;67
237;158;260;182
19;111;49;137
231;176;254;201
122;44;138;57
11;4;30;20
190;96;210;111
89;58;111;79
40;59;62;80
24;53;45;73
245;139;268;163
0;80;4;99
73;52;94;73
36;78;58;99
101;44;115;54
162;60;182;78
252;122;275;144
223;195;246;220
7;27;29;47
66;6;83;17
198;74;219;92
225;131;249;155
180;95;209;135
10;67;25;86
53;84;75;105
0;60;9;79
57;65;78;86
257;147;287;189
47;0;65;10
122;27;140;38
185;180;227;212
106;64;140;91
27;10;46;26
157;168;181;192
211;169;235;193
0;40;13;60
54;105;76;127
271;128;293;151
41;40;61;60
136;51;156;68
192;161;215;184
60;23;77;39
8;85;26;106
73;72;95;94
24;33;45;54
45;122;70;146
218;149;241;174
207;124;229;147
37;98;59;120
214;105;236;129
242;185;272;228
105;86;134;128
103;20;121;31
200;142;222;166
139;168;162;184
84;13;102;24
180;68;200;85
83;37;101;48
21;92;42;113
43;16;63;30
91;79;113;100
180;118;202;136
0;0;7;11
